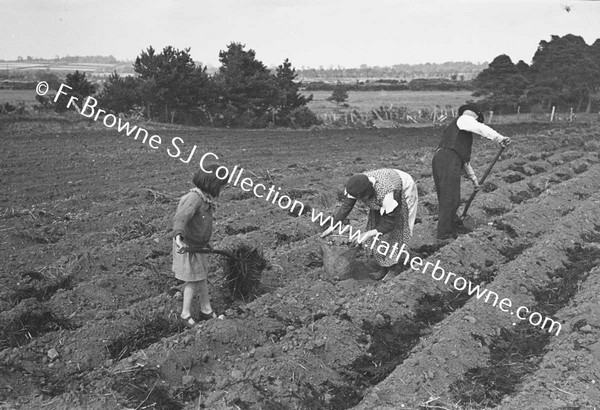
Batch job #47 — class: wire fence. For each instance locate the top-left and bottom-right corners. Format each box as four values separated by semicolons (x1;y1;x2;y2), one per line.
318;105;600;128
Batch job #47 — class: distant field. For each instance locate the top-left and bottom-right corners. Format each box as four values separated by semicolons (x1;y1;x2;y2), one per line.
303;90;474;115
1;88;595;125
2;88;474;115
0;89;37;105
0;61;133;75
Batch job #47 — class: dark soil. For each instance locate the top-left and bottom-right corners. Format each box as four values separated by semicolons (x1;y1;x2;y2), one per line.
2;116;599;409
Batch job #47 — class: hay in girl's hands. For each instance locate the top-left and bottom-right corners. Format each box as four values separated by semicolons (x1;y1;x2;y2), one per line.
222;243;267;301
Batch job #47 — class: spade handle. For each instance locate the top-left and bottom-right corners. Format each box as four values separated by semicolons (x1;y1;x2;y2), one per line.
461;145;506;219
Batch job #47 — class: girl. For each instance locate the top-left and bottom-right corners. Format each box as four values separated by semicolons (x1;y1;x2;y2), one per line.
172;164;227;326
321;168;418;281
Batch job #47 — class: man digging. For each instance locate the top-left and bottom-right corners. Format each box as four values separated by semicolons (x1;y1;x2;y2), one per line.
432;103;511;244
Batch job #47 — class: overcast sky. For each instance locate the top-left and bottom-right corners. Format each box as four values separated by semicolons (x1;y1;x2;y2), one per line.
1;0;599;68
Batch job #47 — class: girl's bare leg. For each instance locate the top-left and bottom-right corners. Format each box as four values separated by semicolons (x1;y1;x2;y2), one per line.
181;281;198;319
197;279;213;314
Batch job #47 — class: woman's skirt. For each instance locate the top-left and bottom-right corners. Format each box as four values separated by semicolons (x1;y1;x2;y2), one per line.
365;189;411;267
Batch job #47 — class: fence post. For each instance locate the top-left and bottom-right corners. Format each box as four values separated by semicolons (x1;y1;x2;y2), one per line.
550;106;556;122
489;111;494;124
569;107;574;121
517;105;520;120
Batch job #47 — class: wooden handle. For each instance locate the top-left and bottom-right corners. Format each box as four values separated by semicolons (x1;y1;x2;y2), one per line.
180;246;238;260
461;145;506;219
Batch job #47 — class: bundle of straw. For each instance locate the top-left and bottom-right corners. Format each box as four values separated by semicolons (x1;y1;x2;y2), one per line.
221;244;267;301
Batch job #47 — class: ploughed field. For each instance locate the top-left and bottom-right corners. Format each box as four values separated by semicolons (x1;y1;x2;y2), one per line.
1;116;600;410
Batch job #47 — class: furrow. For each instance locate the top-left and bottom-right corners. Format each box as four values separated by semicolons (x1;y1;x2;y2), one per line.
353;190;600;409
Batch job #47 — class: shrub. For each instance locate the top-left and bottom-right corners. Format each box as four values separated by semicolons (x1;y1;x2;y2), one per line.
35;95;54;110
290;106;322;128
3;102;17;112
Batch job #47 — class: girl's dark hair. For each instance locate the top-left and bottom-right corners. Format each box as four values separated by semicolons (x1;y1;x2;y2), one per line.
193;164;228;197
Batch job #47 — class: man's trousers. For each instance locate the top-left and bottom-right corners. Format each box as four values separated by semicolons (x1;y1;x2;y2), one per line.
432;148;463;239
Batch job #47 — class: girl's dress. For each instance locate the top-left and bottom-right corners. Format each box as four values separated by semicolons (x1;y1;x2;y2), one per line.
172;188;214;281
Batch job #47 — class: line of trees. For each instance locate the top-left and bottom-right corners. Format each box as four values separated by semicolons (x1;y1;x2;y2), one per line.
120;43;319;127
45;43;320;128
4;55;120;64
298;61;486;80
303;78;473;92
473;34;600;114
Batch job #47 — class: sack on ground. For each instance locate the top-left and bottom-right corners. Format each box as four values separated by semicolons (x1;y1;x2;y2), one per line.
321;243;359;278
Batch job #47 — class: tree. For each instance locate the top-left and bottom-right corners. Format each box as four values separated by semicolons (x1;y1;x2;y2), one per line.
515;60;531;77
274;58;313;125
54;70;95;112
472;54;528;112
587;39;600;113
97;72;140;115
526;34;599;112
327;81;349;107
213;42;278;126
134;46;211;122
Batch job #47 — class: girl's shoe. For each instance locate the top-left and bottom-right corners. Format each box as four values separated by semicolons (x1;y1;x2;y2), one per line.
198;310;217;321
180;314;197;327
